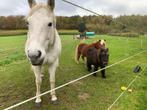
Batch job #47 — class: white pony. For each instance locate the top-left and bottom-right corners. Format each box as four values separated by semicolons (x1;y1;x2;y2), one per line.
25;0;61;105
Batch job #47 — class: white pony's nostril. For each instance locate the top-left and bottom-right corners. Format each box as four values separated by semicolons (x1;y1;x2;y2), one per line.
28;50;42;59
37;50;42;58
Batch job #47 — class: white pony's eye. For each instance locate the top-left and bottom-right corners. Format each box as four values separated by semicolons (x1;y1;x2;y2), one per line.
48;22;52;27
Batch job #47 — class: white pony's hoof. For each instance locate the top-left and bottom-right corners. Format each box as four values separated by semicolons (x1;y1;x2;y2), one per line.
51;100;59;105
51;96;59;105
35;102;41;108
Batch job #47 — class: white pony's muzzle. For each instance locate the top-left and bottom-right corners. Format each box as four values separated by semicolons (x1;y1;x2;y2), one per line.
27;49;44;66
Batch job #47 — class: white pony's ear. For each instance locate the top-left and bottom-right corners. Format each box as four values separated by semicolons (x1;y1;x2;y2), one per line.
48;0;55;10
28;0;36;8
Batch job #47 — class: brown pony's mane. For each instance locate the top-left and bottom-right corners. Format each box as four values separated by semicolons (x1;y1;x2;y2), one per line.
86;40;106;49
93;40;106;49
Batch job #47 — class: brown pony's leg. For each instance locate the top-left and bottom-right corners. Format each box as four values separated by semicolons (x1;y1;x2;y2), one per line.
87;63;91;72
100;66;106;78
84;57;87;64
76;52;81;64
81;55;84;60
81;55;87;64
93;65;98;77
75;45;80;64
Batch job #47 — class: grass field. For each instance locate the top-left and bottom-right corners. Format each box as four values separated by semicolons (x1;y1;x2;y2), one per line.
0;35;147;110
0;30;78;36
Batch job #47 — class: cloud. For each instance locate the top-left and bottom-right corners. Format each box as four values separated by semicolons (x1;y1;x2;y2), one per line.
0;0;147;17
0;0;29;16
56;0;77;16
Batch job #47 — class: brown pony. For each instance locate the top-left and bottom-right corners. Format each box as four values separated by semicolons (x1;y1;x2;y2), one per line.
75;39;106;64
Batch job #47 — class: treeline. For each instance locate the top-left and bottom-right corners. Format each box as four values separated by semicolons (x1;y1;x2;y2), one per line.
0;16;26;30
0;15;147;34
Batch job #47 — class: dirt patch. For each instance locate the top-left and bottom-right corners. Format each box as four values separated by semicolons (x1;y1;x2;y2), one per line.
71;81;83;87
74;81;83;85
78;93;90;101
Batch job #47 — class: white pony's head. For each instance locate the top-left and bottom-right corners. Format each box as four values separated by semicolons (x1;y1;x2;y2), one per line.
25;0;55;66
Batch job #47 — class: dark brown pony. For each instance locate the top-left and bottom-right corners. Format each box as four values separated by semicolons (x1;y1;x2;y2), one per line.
86;47;109;78
75;39;106;63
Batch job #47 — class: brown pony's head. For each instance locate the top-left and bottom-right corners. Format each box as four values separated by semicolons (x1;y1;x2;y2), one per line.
94;39;106;49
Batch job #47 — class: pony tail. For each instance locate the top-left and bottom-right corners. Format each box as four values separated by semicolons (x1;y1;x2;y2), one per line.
75;44;79;64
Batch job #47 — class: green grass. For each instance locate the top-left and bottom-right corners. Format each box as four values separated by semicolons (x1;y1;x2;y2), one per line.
0;30;78;36
0;30;27;36
0;35;147;110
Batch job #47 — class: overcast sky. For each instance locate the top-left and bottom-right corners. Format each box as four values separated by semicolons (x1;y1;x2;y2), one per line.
0;0;147;17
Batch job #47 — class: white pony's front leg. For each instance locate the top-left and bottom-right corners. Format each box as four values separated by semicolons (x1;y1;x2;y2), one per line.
48;59;58;102
32;66;42;104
